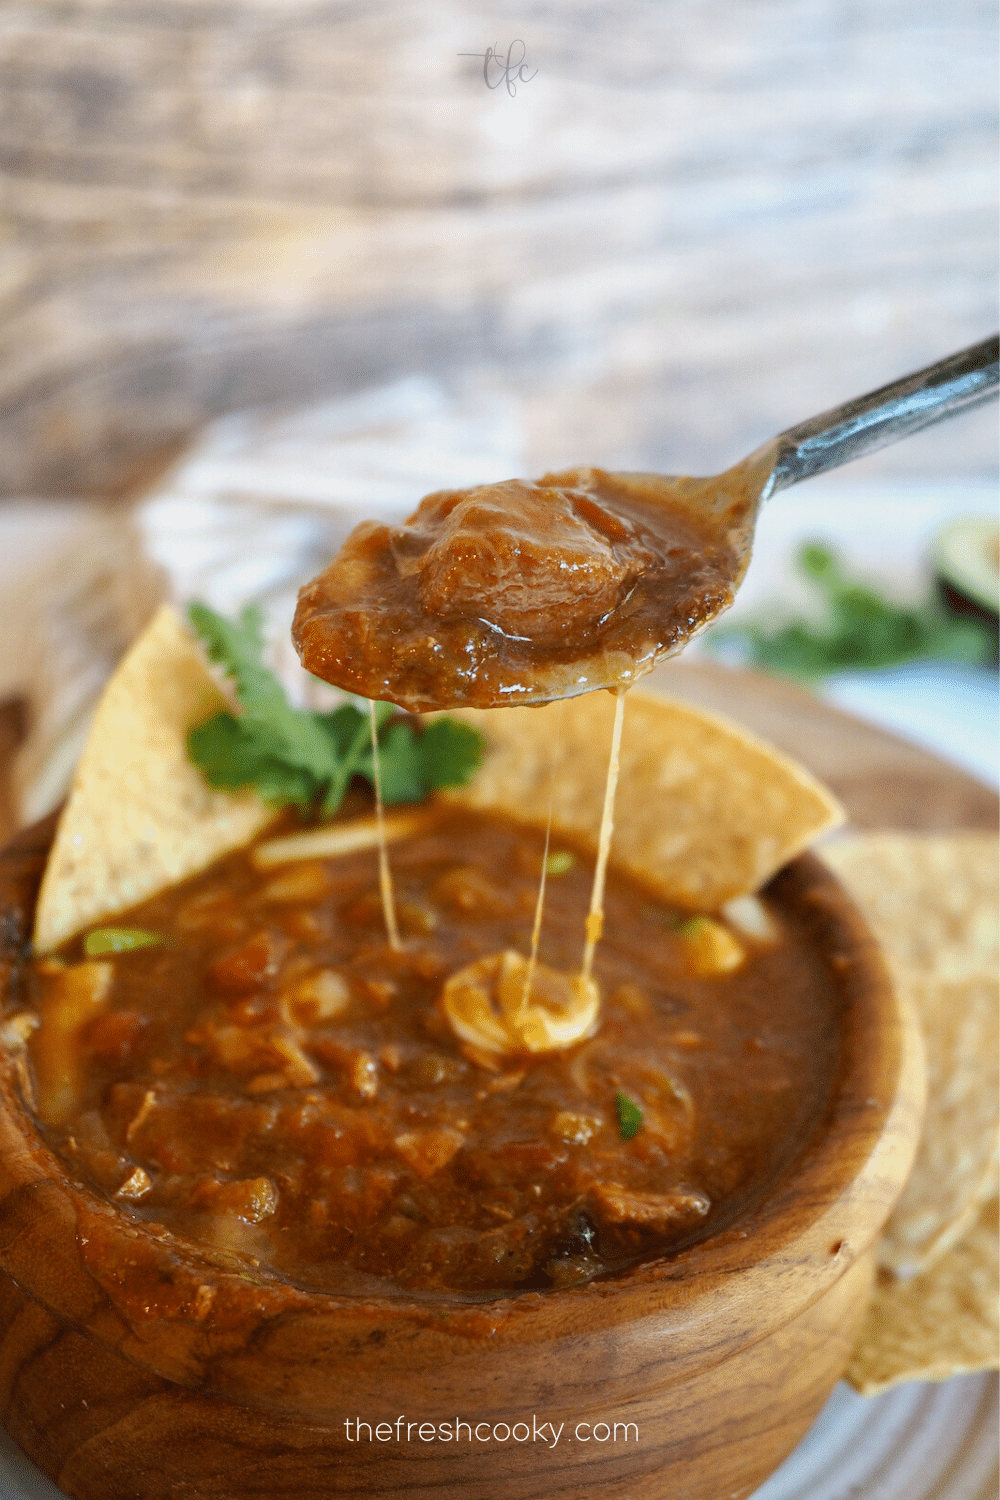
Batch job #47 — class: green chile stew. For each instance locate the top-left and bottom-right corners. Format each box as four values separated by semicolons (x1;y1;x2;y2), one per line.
15;804;841;1301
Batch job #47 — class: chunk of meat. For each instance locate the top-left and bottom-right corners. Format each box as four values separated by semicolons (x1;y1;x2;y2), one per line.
394;1126;465;1180
207;931;284;994
550;1110;602;1145
471;1213;541;1286
398;481;631;644
293;467;739;710
192;1175;278;1223
82;1010;148;1066
590;1182;710;1229
259;862;330;903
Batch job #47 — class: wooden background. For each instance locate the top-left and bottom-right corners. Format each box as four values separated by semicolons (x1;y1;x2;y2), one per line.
0;0;996;500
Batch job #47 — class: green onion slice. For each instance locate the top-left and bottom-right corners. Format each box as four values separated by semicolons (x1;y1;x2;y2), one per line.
84;928;164;957
615;1090;643;1140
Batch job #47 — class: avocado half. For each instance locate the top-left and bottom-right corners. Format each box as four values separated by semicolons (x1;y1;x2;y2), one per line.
932;517;999;657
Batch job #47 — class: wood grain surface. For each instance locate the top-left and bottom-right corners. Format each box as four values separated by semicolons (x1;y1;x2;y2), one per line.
0;1;995;499
0;702;27;848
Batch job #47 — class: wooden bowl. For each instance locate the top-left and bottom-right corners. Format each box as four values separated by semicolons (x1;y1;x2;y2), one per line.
0;817;923;1500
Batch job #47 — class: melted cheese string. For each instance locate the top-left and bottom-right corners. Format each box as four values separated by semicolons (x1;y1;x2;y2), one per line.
368;699;401;951
518;807;552;1017
580;685;627;982
518;699;563;1016
440;692;626;1060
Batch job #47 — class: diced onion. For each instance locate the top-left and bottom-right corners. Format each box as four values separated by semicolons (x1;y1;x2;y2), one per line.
720;894;780;945
253;810;432;868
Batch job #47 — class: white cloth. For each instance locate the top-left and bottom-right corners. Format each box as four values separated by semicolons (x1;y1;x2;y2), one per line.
11;376;525;818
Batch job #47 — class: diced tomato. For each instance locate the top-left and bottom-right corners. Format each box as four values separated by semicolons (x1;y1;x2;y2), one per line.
207;931;284;993
82;1011;148;1066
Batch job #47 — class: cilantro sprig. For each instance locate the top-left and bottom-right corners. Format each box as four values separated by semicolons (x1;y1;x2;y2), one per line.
710;543;994;682
186;603;483;816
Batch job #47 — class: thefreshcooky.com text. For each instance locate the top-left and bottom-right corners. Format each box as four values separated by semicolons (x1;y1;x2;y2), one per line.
343;1416;638;1446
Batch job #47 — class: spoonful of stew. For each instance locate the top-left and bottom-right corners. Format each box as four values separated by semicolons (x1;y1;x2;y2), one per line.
293;336;998;712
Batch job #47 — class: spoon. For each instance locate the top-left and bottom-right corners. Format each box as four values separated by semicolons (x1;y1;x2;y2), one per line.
741;333;998;497
293;335;999;711
597;332;1000;675
646;331;1000;565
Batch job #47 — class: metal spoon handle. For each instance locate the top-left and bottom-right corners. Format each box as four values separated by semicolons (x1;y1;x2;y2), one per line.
769;334;999;495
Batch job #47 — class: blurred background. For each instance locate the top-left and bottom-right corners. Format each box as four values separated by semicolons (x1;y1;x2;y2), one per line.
2;0;996;492
0;0;996;822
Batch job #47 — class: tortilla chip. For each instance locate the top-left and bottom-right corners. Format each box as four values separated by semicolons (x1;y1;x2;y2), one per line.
821;833;999;984
879;972;998;1273
822;834;999;1275
33;606;273;953
444;691;844;911
846;1196;999;1395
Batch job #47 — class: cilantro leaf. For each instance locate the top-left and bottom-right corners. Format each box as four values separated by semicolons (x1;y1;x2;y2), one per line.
188;603;335;781
185;603;485;815
708;543;994;681
187;713;320;807
374;722;428;803
418;719;485;790
615;1090;643;1140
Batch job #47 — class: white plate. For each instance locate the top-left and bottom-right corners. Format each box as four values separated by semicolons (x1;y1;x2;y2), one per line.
0;1373;995;1499
753;1373;999;1500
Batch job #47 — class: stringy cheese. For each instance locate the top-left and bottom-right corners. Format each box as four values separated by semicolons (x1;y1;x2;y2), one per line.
442;689;628;1058
442;950;600;1056
252;809;432;867
368;700;402;950
581;686;627;980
